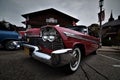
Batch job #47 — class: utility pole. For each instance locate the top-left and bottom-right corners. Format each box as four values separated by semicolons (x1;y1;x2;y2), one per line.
99;0;104;47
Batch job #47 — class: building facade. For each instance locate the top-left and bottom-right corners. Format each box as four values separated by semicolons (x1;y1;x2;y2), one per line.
102;12;120;46
22;8;79;29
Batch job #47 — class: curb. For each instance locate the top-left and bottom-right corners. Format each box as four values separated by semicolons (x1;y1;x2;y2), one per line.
97;49;120;53
97;46;120;53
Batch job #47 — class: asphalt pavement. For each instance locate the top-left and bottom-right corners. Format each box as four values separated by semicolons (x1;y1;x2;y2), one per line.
0;46;120;80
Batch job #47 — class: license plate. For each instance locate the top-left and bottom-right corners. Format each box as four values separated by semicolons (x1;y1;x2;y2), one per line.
27;38;29;42
24;47;29;55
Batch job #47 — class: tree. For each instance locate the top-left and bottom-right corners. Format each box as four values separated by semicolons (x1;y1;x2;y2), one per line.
88;24;100;38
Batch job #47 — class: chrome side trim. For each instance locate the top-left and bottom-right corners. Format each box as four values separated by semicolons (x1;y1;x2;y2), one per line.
52;49;72;54
64;32;75;36
64;31;99;44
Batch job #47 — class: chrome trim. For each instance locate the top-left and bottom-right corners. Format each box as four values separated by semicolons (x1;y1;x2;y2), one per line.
64;31;99;44
23;44;51;60
64;32;75;37
23;44;73;67
52;49;72;54
24;44;39;51
33;51;51;60
13;41;21;49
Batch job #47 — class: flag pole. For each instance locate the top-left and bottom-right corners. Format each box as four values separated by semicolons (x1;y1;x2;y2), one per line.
99;0;104;47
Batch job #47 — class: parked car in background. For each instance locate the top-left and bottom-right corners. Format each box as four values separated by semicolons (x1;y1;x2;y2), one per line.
23;25;99;73
0;30;21;50
19;28;40;41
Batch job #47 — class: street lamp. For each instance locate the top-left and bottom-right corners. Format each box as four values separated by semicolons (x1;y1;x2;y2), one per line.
99;0;104;47
99;0;104;7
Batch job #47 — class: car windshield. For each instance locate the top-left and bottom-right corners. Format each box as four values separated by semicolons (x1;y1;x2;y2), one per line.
66;26;88;34
68;27;82;32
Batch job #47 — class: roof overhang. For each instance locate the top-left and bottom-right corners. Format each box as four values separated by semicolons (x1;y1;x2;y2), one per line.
22;8;79;23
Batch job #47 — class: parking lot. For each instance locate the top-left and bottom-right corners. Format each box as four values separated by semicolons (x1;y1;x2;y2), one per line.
0;47;120;80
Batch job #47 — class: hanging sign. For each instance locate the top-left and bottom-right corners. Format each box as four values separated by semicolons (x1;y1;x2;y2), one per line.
46;18;57;23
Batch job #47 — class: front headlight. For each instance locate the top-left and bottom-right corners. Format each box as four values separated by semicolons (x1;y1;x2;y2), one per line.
42;36;48;41
41;27;57;42
48;35;55;42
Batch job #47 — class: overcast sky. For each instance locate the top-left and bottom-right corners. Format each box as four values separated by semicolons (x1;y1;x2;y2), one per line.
0;0;120;27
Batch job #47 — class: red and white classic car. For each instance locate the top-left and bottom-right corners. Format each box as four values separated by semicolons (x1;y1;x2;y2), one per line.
23;25;99;73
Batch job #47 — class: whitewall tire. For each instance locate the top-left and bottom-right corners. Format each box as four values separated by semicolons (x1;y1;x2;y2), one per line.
64;47;82;73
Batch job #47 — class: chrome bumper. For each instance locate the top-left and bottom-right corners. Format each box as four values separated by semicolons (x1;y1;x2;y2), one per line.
23;44;73;67
12;41;21;49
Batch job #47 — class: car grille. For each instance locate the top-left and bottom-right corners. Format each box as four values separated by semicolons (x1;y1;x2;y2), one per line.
27;37;42;46
28;36;64;50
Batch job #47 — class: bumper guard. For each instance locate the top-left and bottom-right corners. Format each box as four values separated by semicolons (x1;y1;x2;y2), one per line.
23;44;73;67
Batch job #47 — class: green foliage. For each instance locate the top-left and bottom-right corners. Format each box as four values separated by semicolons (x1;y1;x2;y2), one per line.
0;20;16;31
88;24;100;37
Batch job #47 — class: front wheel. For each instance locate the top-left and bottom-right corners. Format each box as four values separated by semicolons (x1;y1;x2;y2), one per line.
5;41;16;50
64;47;82;73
